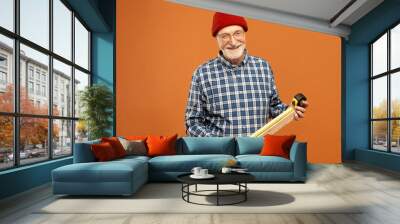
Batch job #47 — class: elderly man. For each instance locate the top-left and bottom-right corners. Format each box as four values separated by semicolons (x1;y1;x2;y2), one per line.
185;12;308;137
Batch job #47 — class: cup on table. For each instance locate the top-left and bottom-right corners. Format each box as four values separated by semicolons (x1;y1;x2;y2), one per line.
199;168;208;176
221;167;232;174
191;167;202;176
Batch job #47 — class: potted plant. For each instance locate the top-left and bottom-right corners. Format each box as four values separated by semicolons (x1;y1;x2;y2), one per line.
79;84;113;140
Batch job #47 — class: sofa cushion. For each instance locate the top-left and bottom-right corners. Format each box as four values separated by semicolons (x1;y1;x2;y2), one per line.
147;134;178;157
52;159;147;183
236;155;293;172
148;154;235;172
101;137;127;158
91;142;118;161
235;137;263;155
118;138;147;156
178;137;235;155
260;135;296;159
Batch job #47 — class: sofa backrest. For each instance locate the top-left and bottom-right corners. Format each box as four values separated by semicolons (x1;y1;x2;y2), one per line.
235;137;264;155
73;139;100;163
74;136;299;160
177;137;236;155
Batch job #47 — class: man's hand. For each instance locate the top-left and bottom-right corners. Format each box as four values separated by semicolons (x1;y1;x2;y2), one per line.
294;101;308;121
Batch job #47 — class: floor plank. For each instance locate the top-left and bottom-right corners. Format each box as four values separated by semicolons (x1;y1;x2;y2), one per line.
1;162;400;224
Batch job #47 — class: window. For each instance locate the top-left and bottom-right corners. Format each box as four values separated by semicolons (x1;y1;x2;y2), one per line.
0;71;6;84
53;119;72;158
42;85;46;97
74;69;89;118
371;23;400;154
20;0;49;49
0;54;7;87
35;84;40;96
41;73;46;82
28;67;34;80
35;70;40;81
53;0;72;60
0;116;13;170
28;81;34;94
0;0;14;32
53;59;71;117
20;117;48;165
0;55;7;67
0;0;91;170
75;17;89;70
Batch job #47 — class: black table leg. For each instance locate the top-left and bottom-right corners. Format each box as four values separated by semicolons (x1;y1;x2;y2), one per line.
245;183;247;201
188;184;190;202
217;184;219;206
181;183;183;199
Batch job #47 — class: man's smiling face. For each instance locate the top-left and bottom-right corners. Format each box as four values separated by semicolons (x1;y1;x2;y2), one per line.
216;25;246;61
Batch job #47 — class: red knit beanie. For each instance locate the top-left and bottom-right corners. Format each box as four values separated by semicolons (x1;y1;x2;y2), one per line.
212;12;248;37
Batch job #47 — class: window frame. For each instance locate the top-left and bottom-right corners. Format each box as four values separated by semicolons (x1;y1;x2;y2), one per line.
0;0;92;171
370;20;400;154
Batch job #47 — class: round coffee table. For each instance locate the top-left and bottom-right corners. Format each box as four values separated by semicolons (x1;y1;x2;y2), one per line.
177;172;255;206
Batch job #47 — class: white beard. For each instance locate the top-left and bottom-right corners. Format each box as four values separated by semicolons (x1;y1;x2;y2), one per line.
222;45;245;60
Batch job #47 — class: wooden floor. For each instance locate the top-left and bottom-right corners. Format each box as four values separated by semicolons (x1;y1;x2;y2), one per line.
1;162;400;224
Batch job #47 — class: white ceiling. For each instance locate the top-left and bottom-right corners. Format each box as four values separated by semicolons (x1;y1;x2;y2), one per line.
230;0;352;22
168;0;384;38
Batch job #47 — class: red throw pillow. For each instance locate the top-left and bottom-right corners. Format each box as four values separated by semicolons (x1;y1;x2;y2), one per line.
101;137;127;158
91;142;117;161
260;134;296;159
146;134;178;157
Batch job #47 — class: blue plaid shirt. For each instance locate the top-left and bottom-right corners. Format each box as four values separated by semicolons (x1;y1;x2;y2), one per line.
185;49;288;137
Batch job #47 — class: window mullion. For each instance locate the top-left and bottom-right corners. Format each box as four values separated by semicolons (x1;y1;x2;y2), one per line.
49;0;53;160
13;0;20;167
71;10;76;155
388;30;391;152
370;45;373;149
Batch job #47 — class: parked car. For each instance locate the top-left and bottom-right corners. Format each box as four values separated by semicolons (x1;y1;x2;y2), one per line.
8;150;32;160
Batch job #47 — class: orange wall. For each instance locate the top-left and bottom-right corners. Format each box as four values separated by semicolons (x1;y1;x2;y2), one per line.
116;0;342;163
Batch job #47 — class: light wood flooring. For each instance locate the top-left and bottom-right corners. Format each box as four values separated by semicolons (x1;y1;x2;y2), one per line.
1;162;400;224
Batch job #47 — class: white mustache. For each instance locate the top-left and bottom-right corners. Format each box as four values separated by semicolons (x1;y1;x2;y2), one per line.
226;45;242;50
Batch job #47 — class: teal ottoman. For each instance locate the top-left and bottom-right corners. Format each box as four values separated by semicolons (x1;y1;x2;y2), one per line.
52;157;148;196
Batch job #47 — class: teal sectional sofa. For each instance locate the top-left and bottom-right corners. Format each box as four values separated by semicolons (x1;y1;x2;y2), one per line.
52;137;307;196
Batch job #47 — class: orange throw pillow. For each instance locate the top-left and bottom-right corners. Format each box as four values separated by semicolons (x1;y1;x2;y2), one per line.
101;137;127;158
91;142;117;161
260;134;296;159
146;134;178;157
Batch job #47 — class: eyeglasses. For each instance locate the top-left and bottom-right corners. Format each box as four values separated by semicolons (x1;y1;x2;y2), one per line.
217;30;245;43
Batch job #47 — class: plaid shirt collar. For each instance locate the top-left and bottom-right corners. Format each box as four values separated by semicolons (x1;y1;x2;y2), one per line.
218;48;250;69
